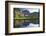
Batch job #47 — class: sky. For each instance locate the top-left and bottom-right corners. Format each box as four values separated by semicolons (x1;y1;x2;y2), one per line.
27;8;40;13
20;8;40;13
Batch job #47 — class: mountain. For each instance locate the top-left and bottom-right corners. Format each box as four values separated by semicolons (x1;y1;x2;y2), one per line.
29;12;39;18
22;10;30;16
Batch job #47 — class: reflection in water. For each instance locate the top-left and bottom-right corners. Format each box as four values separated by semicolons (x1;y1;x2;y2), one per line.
14;19;39;28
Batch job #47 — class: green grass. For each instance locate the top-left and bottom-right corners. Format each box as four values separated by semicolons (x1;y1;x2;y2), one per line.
15;16;26;19
15;16;31;19
14;16;38;19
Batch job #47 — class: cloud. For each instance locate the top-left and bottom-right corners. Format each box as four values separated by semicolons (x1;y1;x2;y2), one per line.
20;8;39;13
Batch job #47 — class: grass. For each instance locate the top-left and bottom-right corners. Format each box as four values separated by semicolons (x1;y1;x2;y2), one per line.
14;16;31;19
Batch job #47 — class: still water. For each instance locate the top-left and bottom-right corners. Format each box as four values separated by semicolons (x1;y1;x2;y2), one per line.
14;19;40;28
